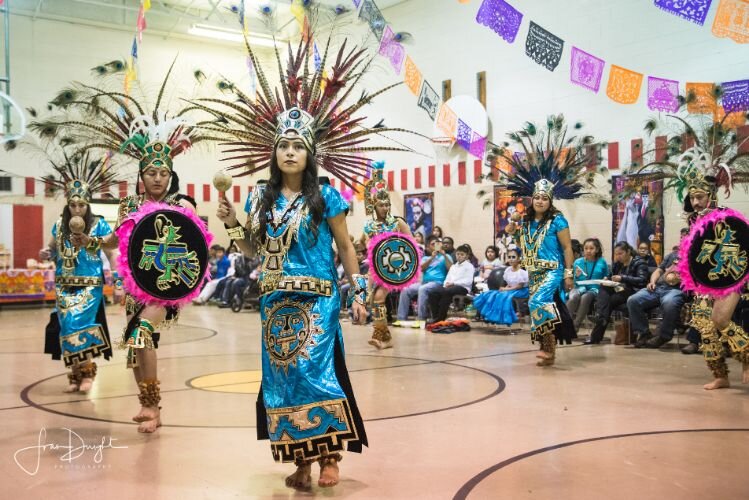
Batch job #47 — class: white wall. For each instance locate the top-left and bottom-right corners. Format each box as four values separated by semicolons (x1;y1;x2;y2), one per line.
358;0;749;258
1;2;747;259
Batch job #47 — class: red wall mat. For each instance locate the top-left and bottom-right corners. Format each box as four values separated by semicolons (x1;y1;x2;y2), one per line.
13;205;43;268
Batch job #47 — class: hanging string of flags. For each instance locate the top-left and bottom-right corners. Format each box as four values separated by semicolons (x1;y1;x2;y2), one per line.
471;0;748;127
124;0;151;93
353;0;490;159
654;0;749;44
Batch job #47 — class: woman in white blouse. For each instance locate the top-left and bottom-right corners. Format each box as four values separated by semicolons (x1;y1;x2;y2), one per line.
473;247;529;326
427;244;476;322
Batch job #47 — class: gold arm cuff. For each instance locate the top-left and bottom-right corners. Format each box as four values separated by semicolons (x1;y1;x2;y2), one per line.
86;237;102;253
227;224;246;240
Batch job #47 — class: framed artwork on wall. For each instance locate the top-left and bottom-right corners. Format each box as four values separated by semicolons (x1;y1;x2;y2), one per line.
611;175;665;265
404;192;434;239
493;185;530;263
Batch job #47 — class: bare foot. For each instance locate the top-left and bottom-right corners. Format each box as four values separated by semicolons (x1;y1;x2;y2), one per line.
368;339;382;349
63;383;79;393
136;407;160;432
379;340;393;349
137;417;161;433
318;458;339;488
743;363;749;384
536;358;555;367
78;378;94;393
285;463;312;490
536;351;552;360
132;406;150;423
703;378;730;390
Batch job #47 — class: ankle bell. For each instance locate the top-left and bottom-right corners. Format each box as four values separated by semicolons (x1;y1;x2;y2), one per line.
137;379;161;408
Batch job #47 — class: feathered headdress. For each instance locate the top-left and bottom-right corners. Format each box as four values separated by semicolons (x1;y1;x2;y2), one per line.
40;150;120;202
192;31;422;189
363;161;389;216
634;106;749;212
29;60;219;172
492;115;607;203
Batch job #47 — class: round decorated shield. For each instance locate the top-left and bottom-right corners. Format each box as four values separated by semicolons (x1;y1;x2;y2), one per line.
367;231;422;291
678;208;749;297
116;202;213;307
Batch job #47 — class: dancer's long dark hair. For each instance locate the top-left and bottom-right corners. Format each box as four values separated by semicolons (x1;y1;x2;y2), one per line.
256;151;324;246
60;202;95;241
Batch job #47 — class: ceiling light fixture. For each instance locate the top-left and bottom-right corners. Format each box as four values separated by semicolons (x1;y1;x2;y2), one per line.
187;24;280;47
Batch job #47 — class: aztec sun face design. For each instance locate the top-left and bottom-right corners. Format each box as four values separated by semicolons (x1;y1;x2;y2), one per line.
263;298;322;373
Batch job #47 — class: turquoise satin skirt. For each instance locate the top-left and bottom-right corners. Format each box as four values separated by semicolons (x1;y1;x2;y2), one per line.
257;288;367;463
54;284;112;366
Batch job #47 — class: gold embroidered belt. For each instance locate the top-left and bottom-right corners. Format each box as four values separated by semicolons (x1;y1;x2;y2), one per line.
260;275;333;297
522;258;559;272
55;276;102;287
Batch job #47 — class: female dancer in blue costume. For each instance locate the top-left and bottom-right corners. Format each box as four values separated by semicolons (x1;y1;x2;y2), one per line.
207;28;422;488
507;184;575;365
217;121;368;489
38;66;213;432
473;247;528;326
40;155;120;393
498;115;606;366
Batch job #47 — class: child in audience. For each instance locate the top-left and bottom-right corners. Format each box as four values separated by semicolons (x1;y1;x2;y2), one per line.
473;248;528;326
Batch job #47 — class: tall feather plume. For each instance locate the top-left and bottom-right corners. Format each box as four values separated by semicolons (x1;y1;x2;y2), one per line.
489;114;609;206
199;30;426;186
30;61;218;167
630;108;749;202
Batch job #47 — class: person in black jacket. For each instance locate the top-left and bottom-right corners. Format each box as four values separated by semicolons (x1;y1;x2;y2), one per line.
584;241;648;344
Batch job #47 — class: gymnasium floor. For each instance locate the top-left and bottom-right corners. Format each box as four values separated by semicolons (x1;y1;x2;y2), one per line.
2;304;748;499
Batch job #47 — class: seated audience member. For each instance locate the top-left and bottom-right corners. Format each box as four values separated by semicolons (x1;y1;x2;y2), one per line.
629;239;687;348
427;244;476;322
413;231;426;253
637;241;658;267
566;238;610;332
442;236;456;262
397;235;453;321
430;225;444;240
570;239;583;260
463;243;480;268
480;245;502;279
475;245;502;291
218;253;260;308
472;247;528;326
194;245;230;305
584;241;648;344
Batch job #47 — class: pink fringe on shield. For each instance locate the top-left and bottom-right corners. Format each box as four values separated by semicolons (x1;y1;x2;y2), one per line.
115;201;214;308
366;231;423;291
677;208;749;298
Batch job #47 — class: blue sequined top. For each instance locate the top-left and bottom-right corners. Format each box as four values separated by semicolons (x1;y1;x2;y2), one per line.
526;213;569;267
246;184;349;282
52;217;112;278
